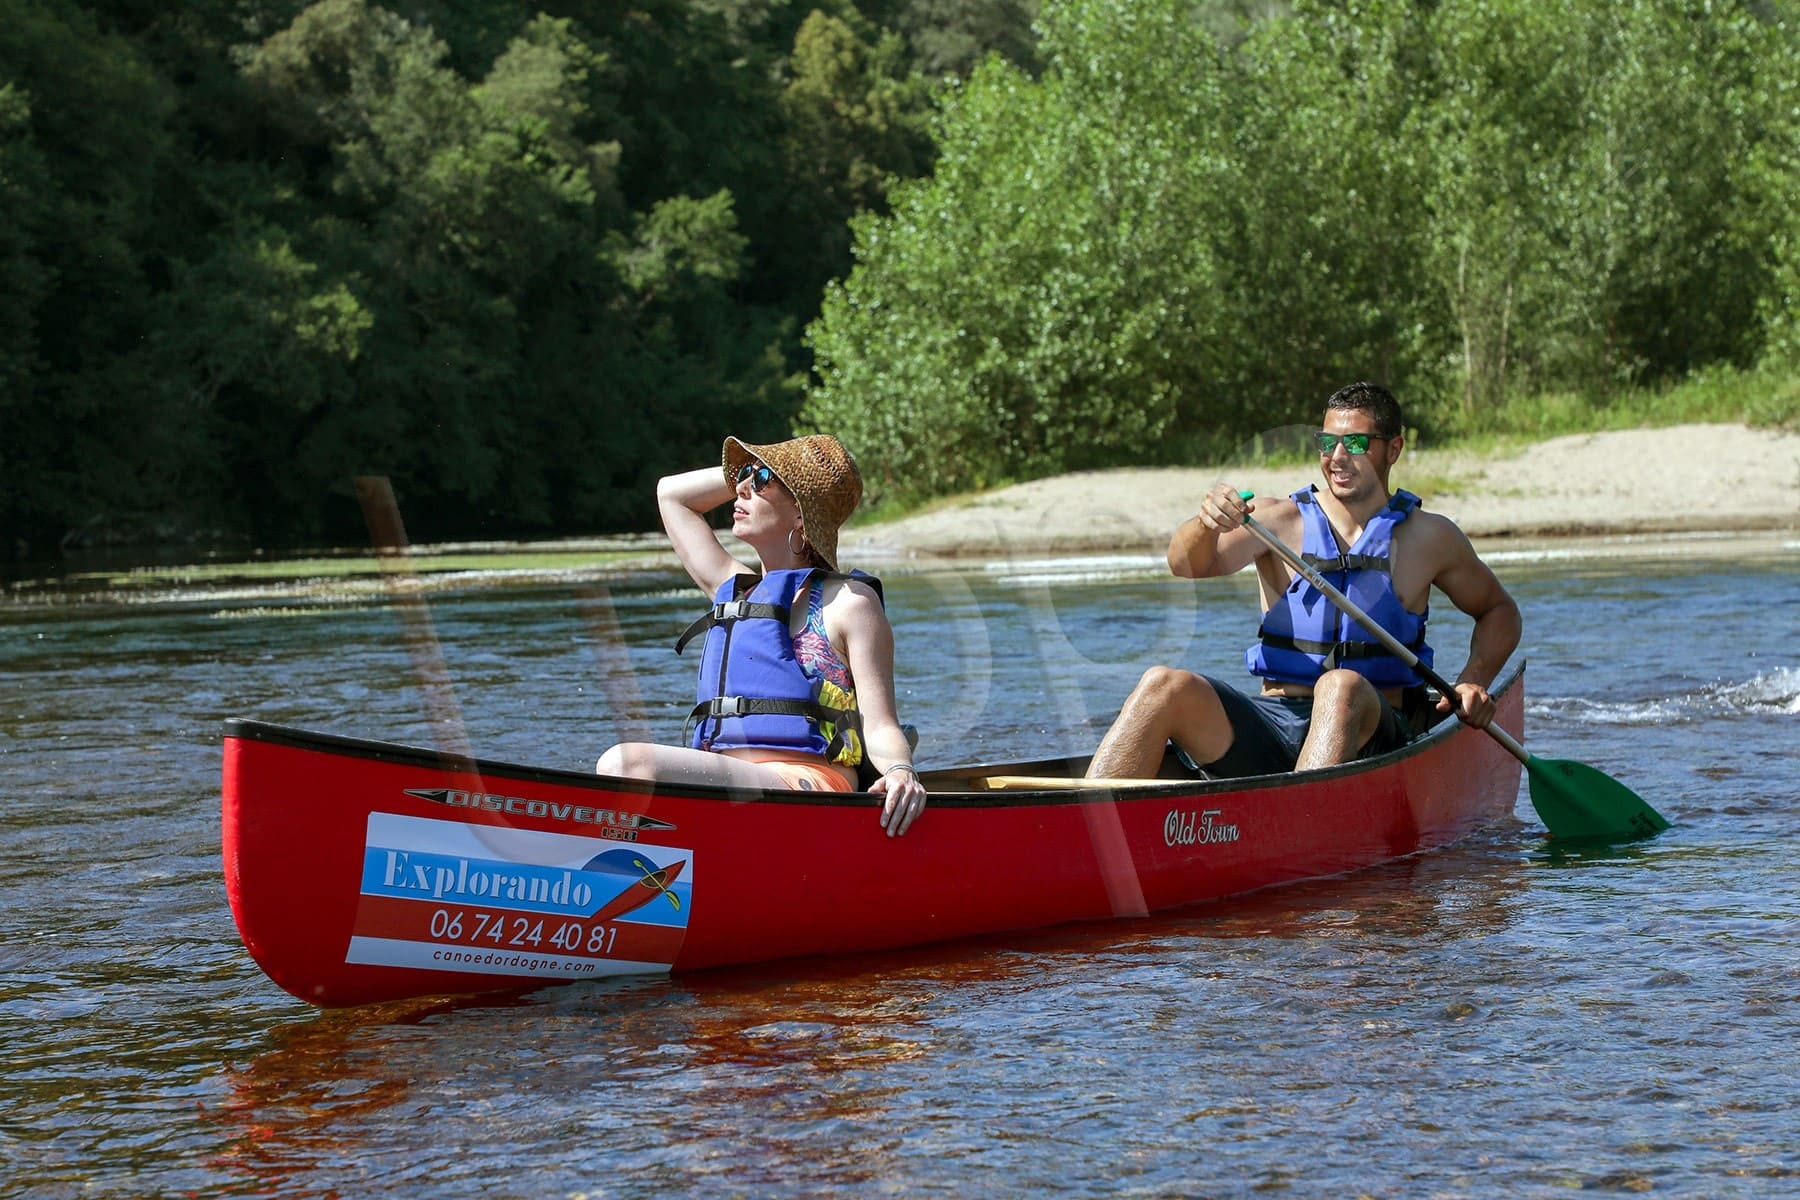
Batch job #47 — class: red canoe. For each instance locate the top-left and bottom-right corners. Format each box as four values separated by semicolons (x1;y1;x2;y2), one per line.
222;664;1526;1007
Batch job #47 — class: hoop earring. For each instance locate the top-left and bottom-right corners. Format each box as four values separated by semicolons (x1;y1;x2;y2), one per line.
787;527;806;557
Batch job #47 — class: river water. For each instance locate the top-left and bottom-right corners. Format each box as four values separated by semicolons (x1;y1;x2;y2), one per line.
3;539;1797;1198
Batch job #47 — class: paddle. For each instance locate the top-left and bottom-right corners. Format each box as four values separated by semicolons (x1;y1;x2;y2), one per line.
1232;491;1669;842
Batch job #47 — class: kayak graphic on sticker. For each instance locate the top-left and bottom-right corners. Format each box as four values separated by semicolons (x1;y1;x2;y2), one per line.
585;848;686;922
346;811;693;981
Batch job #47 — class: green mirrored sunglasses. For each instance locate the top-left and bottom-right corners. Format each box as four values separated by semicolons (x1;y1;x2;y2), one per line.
1315;431;1390;455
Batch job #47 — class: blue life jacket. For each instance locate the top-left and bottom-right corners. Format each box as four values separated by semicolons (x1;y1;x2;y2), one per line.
674;567;879;766
1246;487;1433;688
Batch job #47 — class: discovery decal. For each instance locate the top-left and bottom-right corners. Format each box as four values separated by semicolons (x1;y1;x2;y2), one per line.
403;787;676;841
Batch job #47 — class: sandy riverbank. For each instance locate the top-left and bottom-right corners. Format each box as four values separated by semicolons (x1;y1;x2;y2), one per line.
837;423;1799;565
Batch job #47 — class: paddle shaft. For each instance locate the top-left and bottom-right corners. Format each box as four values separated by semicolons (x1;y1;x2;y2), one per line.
1236;509;1532;767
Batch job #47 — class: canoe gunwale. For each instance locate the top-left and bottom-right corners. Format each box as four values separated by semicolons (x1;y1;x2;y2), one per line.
220;660;1524;810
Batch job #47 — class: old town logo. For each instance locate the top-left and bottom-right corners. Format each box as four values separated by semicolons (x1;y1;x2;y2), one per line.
1164;808;1241;847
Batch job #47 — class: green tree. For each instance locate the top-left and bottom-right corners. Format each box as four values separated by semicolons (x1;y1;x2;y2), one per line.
0;0;179;547
808;0;1799;503
805;0;1233;502
6;0;1789;549
1209;1;1438;420
896;0;1042;77
776;9;933;304
1740;10;1800;371
1415;0;1784;415
203;4;611;536
0;84;49;404
1411;0;1567;414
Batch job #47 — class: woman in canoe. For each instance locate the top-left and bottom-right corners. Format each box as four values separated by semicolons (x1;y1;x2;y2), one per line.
597;434;927;837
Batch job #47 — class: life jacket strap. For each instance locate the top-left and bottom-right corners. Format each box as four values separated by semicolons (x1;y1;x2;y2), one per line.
1301;551;1390;574
674;599;791;655
682;696;863;750
1259;631;1427;659
1295;488;1421;514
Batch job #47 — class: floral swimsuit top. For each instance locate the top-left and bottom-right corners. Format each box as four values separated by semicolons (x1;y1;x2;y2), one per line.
792;580;862;766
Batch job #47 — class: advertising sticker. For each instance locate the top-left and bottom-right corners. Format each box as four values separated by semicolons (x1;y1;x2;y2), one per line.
347;811;693;981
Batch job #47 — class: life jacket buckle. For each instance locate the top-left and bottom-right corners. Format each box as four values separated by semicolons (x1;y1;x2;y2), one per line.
713;696;746;718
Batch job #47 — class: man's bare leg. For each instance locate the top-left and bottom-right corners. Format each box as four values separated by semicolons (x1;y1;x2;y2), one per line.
1087;666;1235;778
1294;669;1383;771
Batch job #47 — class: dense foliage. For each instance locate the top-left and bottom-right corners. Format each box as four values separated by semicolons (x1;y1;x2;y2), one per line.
0;0;1033;551
806;0;1800;505
3;0;1795;548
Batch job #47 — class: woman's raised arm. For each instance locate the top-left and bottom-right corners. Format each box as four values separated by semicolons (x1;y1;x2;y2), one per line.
658;466;745;595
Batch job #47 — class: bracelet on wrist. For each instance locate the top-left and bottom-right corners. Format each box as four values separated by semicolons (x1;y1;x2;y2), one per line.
884;762;918;778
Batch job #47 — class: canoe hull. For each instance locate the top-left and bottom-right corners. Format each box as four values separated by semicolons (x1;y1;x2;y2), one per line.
222;666;1525;1007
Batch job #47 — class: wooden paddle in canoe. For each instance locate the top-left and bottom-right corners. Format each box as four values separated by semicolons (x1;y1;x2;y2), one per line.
1235;492;1669;842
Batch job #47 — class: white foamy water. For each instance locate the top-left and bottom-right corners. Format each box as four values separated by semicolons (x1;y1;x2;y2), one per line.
982;553;1167;587
1530;667;1800;725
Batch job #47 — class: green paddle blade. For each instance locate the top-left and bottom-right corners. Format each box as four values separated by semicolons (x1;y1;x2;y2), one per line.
1525;754;1670;842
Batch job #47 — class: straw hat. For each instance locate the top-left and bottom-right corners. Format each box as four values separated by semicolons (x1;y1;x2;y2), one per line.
722;434;863;571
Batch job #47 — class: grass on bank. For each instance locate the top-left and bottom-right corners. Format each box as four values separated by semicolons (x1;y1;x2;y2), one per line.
1431;363;1800;441
1394;364;1800;496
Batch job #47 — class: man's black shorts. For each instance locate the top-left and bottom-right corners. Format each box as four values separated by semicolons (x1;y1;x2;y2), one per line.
1176;674;1417;779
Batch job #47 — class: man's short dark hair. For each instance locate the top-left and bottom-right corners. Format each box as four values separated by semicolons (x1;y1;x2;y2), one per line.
1325;381;1403;438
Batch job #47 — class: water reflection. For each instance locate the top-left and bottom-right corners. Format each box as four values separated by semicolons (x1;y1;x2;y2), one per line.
209;996;510;1196
207;830;1538;1193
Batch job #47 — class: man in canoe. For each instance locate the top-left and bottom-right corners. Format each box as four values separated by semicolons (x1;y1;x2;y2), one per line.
597;434;928;836
1086;381;1521;780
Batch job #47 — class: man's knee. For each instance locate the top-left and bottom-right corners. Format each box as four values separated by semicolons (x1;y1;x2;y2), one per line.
1313;668;1377;713
1132;665;1209;706
1312;670;1386;749
1129;666;1231;753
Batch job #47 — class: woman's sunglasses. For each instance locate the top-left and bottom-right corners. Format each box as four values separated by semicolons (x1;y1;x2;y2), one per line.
1315;431;1391;455
735;463;777;492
